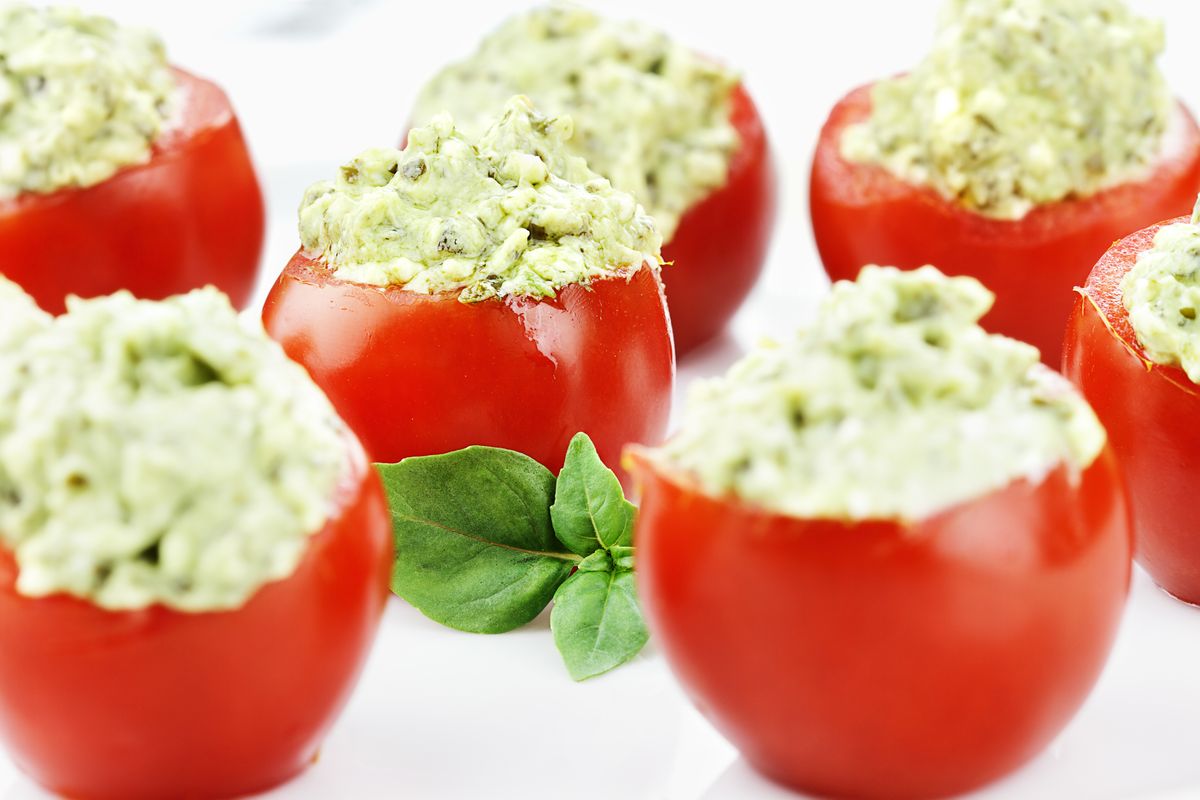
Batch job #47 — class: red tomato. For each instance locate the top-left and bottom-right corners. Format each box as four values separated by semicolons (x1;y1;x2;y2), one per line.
0;435;392;800
659;83;776;356
262;252;675;474
629;450;1131;800
810;83;1200;364
0;68;265;314
1064;219;1200;604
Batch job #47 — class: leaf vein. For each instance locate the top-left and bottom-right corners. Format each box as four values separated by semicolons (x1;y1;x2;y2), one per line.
393;512;579;562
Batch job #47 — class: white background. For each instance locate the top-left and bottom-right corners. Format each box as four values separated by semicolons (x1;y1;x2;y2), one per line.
3;2;1200;798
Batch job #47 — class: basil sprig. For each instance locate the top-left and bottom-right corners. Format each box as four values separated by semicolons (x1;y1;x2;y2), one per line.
376;433;648;681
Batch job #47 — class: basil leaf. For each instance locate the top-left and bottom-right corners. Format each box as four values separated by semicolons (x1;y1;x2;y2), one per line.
551;568;648;681
550;432;637;556
378;447;578;634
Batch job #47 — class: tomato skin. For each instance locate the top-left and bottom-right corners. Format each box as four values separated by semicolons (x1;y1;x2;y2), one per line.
1064;219;1200;604
0;68;265;314
810;83;1200;364
262;252;675;474
0;435;392;800
659;83;776;356
630;451;1131;800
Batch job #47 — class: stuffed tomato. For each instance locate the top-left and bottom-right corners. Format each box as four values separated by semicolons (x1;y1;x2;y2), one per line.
410;6;775;356
0;5;264;314
630;266;1131;800
660;84;774;355
0;281;391;800
264;98;674;473
810;0;1200;364
1065;201;1200;604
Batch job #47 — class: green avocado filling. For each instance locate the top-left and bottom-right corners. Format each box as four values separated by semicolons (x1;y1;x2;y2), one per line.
411;5;739;240
0;4;177;198
1121;198;1200;381
299;96;662;302
657;266;1105;521
0;279;346;612
840;0;1170;220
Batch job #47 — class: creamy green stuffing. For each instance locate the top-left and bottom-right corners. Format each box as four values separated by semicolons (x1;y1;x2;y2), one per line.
1121;198;1200;381
299;96;662;302
657;266;1106;521
841;0;1171;220
411;5;738;239
0;279;346;612
0;4;177;198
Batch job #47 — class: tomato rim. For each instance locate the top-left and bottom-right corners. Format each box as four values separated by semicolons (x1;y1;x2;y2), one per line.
626;444;1100;533
283;248;666;312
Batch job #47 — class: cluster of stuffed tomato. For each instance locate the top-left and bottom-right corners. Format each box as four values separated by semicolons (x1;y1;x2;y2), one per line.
0;5;776;799
804;0;1200;615
6;1;1200;800
620;1;1200;798
262;0;1200;797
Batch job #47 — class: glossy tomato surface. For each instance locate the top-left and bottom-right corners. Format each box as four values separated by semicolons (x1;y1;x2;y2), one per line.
0;68;265;314
630;451;1131;800
0;436;392;800
263;252;675;474
660;83;776;356
1065;219;1200;604
810;83;1200;364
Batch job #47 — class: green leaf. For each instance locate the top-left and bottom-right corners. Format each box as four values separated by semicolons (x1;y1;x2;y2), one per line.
551;568;649;681
378;447;578;634
550;433;637;556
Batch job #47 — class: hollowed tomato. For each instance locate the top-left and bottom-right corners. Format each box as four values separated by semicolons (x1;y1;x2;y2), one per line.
0;68;265;314
811;83;1200;364
629;449;1131;800
1065;218;1200;604
0;435;392;800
